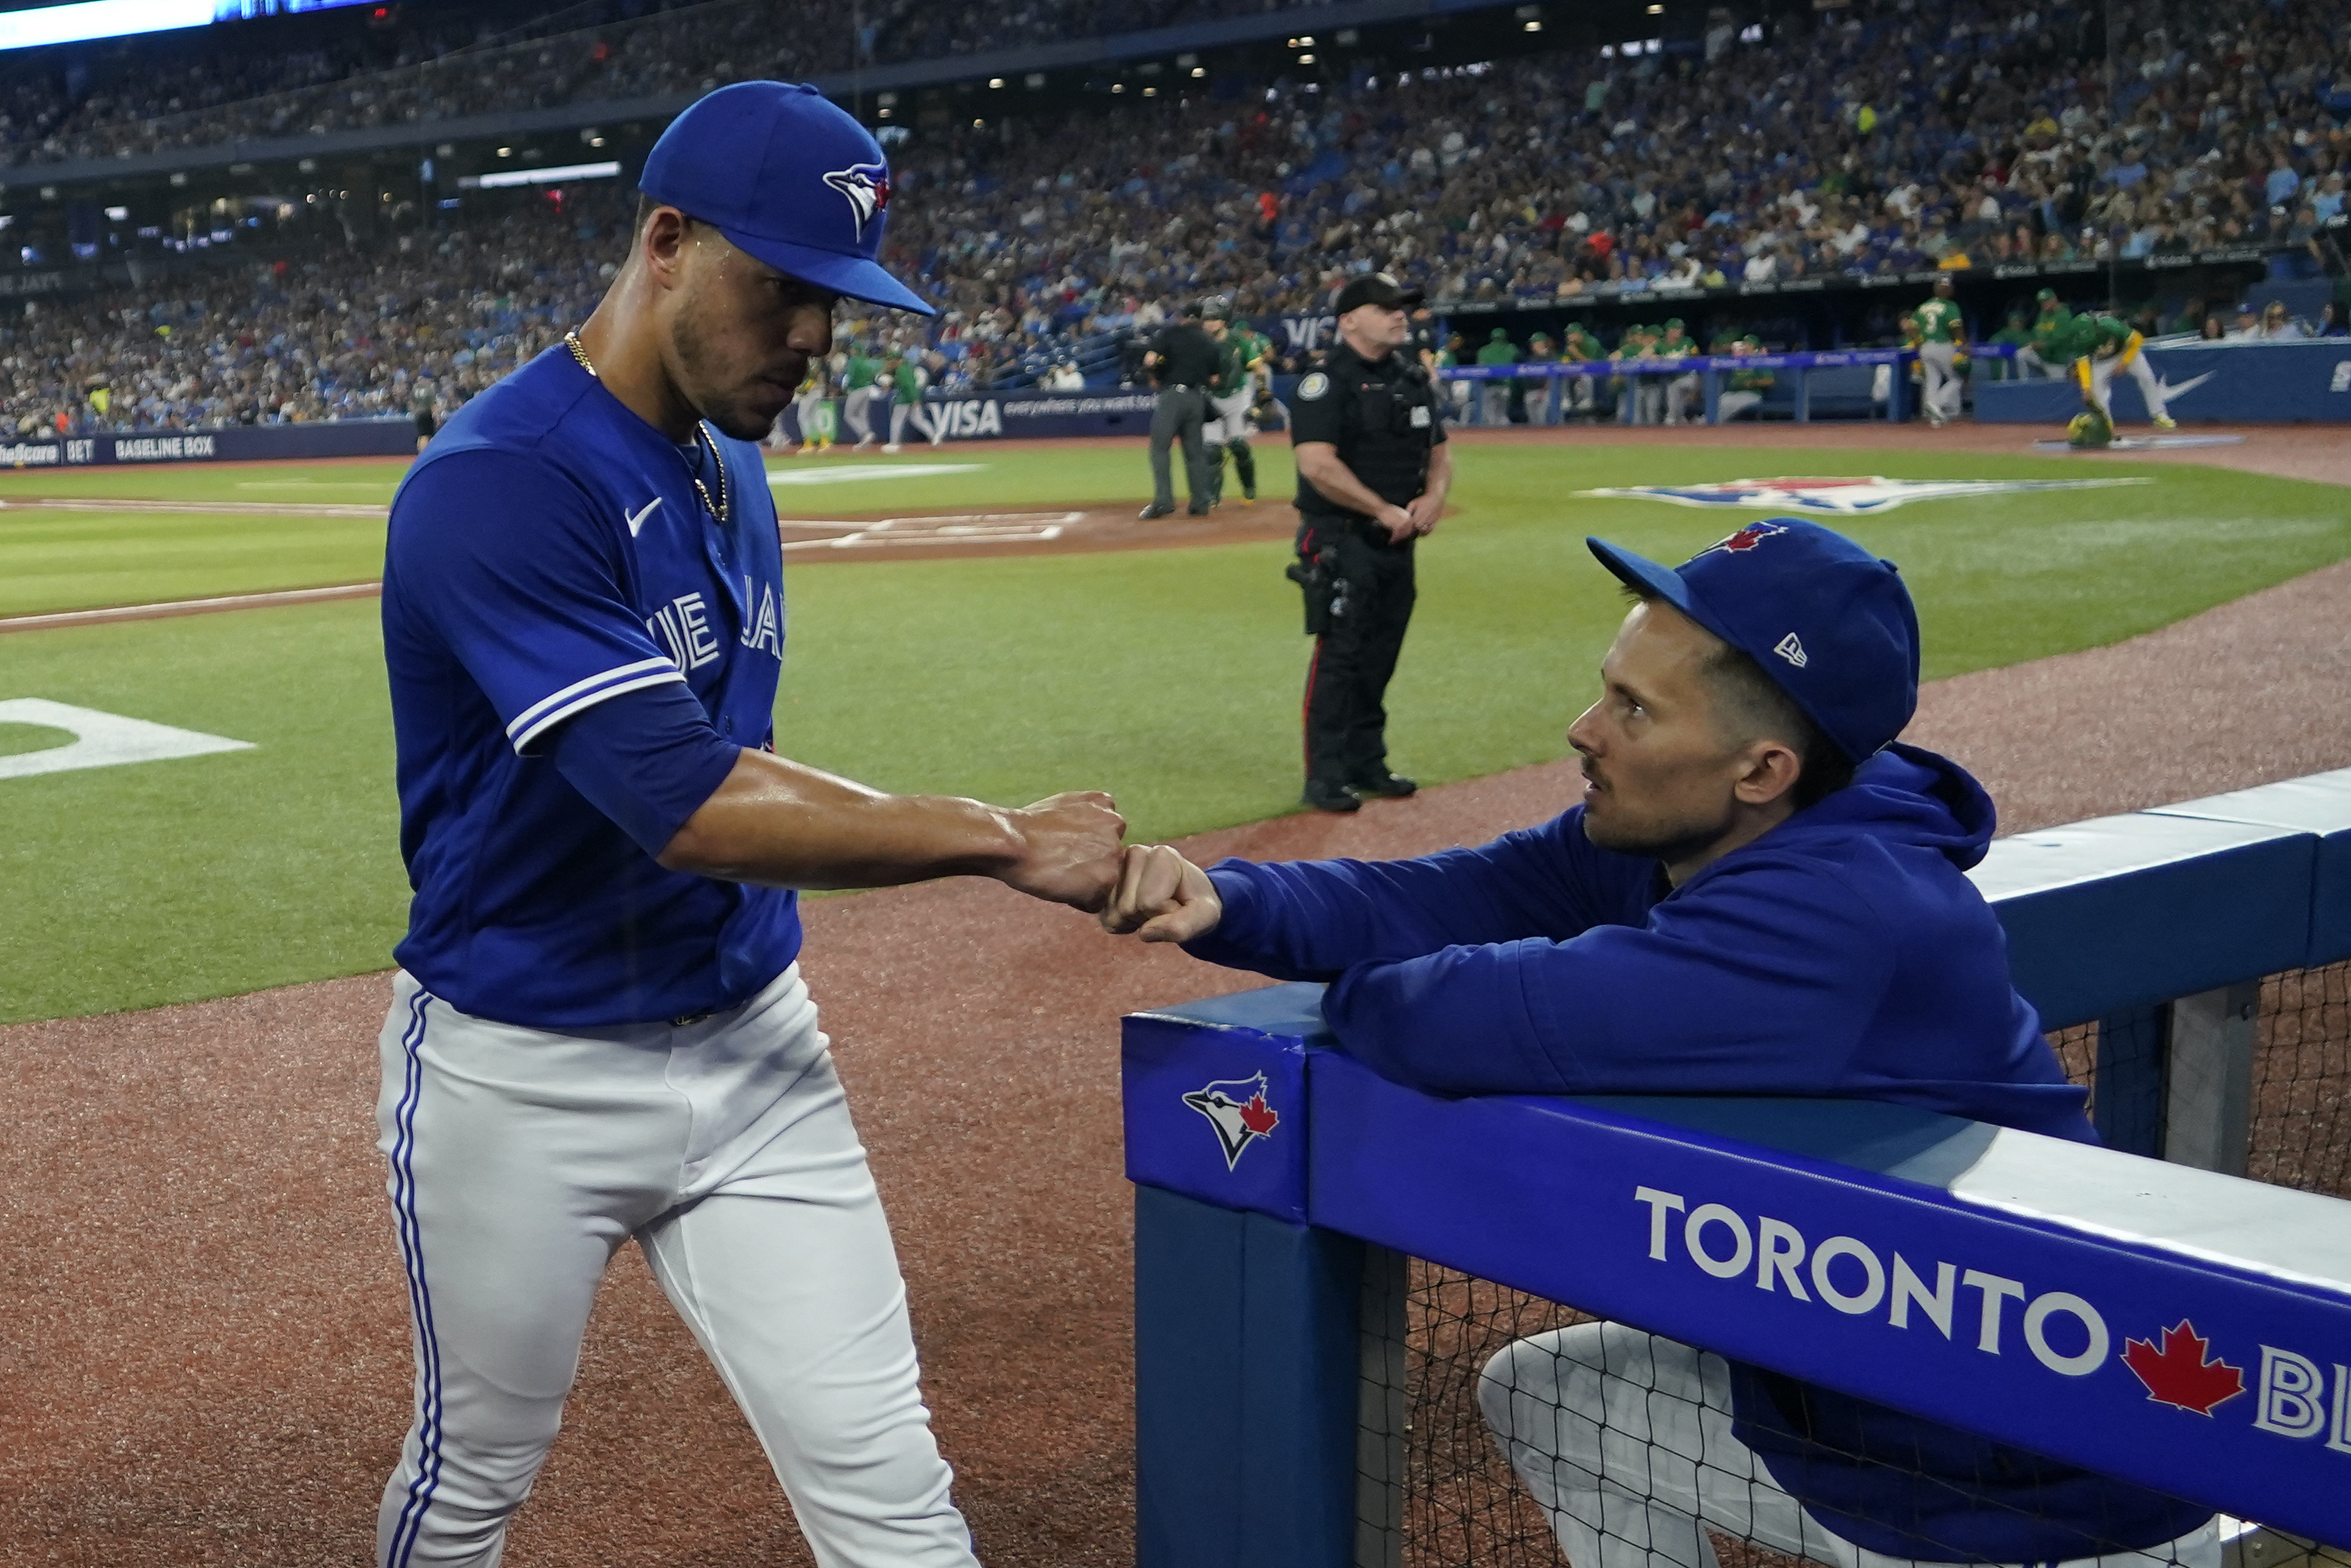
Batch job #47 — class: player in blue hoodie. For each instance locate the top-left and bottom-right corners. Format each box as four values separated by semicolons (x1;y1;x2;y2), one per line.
1100;519;2215;1568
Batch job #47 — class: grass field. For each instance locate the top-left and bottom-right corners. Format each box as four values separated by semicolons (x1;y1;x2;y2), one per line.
3;438;2348;1024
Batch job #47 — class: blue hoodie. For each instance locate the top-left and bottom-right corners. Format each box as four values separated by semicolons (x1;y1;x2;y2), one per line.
1182;743;2213;1561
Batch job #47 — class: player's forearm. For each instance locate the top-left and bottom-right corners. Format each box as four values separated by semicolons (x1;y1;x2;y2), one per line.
659;749;1028;889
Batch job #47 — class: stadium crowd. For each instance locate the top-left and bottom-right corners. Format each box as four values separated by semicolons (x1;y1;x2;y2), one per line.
1;0;1295;168
889;0;2348;323
1;0;2345;434
0;184;1090;435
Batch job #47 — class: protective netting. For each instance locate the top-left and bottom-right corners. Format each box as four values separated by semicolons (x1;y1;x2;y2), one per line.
2045;960;2351;1199
1365;963;2351;1567
2248;962;2351;1200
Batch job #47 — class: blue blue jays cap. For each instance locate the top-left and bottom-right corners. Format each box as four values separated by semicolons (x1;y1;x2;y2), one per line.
641;81;934;316
1586;519;1921;762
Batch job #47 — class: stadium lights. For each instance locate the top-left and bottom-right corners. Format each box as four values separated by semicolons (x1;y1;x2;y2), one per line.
988;77;1004;88
1526;19;1542;29
1298;51;1316;63
105;204;128;220
460;160;622;190
1288;35;1313;47
1143;86;1158;95
587;136;605;147
878;108;891;118
1647;4;1663;13
1111;83;1125;92
496;147;512;157
1191;66;1205;76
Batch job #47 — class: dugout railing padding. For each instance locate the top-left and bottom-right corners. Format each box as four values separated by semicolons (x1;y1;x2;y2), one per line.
1122;766;2351;1568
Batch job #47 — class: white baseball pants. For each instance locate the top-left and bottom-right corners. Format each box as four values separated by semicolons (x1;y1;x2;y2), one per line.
1480;1323;2216;1568
843;385;879;444
889;401;937;446
1207;387;1254;445
2086;351;2170;423
373;967;977;1568
1919;341;1962;422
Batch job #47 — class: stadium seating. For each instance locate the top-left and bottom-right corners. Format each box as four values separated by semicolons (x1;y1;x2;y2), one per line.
0;0;2343;433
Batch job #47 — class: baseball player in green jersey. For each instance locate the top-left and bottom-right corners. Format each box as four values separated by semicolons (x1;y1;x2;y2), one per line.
840;341;882;449
1562;323;1603;416
1915;276;1966;426
1473;327;1519;425
882;350;939;451
2056;311;2177;444
1987;309;2038;381
1658;318;1699;427
1725;334;1775;420
1202;304;1270;504
2030;289;2074;363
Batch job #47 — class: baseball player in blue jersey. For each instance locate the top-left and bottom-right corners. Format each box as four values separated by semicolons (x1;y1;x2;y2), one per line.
374;83;1124;1567
1100;521;2217;1568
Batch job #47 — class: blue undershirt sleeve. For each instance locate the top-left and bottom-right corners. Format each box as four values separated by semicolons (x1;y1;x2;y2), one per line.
544;679;744;860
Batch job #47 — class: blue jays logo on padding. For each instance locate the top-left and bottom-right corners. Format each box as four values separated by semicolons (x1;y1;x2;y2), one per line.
1181;1073;1280;1171
823;161;891;239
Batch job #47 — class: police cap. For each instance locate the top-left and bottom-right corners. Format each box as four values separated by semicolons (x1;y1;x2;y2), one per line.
1334;271;1425;313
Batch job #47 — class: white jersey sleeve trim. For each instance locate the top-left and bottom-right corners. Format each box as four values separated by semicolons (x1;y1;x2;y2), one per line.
506;658;683;754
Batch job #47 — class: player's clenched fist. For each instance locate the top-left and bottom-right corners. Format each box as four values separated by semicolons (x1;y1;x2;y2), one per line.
999;791;1127;912
1100;843;1223;942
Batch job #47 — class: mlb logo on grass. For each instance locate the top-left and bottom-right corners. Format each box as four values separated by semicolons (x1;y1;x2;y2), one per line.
1578;475;2150;515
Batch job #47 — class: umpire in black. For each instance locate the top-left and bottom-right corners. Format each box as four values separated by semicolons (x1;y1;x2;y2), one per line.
1288;271;1453;812
1140;303;1220;518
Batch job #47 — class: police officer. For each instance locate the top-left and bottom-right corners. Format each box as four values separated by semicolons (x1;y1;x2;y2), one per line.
1288;271;1452;813
1140;303;1220;519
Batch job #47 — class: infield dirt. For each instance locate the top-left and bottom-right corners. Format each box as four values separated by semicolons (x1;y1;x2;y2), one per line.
2;428;2348;1566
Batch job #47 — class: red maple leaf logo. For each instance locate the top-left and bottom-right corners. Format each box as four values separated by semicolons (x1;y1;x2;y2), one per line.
1721;527;1766;551
2121;1320;2246;1415
1238;1093;1279;1136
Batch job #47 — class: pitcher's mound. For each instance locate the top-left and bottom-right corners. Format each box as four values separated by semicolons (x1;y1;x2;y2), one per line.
778;501;1298;561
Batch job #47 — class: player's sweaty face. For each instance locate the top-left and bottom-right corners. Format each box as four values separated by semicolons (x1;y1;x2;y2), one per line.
670;234;837;442
1567;602;1752;863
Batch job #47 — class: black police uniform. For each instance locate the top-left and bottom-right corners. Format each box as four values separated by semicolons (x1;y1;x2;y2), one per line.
1289;334;1445;803
1144;318;1220;516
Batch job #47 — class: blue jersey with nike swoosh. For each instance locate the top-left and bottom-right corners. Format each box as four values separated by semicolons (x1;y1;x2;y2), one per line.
382;343;800;1028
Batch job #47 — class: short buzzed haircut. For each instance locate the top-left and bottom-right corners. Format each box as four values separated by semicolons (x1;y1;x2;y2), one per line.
1625;587;1857;809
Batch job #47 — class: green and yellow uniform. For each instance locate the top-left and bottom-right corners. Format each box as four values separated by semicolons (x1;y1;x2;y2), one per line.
1915;296;1963;343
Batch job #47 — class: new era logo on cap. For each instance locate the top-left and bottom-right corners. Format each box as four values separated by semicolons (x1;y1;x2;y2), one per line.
1774;633;1809;668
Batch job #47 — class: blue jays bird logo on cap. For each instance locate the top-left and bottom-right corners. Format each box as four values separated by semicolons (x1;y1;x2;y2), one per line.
1182;1073;1280;1171
1699;520;1790;557
823;161;892;239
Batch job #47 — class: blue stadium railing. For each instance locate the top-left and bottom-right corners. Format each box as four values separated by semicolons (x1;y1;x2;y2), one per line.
1122;766;2351;1568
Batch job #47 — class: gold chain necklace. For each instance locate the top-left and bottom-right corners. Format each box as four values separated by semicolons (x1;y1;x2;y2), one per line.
565;330;729;526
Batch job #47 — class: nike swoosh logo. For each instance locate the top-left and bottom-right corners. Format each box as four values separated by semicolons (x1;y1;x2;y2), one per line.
625;498;662;537
2153;371;2216;398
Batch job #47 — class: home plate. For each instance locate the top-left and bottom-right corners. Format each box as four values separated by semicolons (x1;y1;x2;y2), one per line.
2030;435;2248;453
779;512;1083;550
